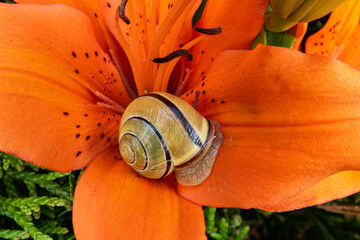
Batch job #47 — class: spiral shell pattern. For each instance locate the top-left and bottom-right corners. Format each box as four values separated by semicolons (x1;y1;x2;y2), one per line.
119;92;213;179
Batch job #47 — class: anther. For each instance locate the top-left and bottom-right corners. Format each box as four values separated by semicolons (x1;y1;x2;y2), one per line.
152;49;193;63
194;27;222;35
119;0;130;25
194;91;201;110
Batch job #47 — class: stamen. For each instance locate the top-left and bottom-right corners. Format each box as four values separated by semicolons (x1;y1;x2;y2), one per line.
194;91;201;110
119;0;130;25
152;49;193;63
94;91;126;114
97;102;125;114
108;49;138;99
194;27;222;35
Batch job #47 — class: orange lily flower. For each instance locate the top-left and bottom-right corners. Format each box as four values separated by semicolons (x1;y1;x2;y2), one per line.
1;1;360;239
305;0;360;70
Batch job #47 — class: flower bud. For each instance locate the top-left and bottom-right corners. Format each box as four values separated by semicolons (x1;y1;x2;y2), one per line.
265;0;345;32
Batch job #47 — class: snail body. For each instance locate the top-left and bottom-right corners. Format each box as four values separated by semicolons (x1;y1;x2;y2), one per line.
119;92;223;186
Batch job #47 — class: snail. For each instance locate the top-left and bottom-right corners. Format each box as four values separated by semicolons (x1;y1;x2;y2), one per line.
118;92;223;186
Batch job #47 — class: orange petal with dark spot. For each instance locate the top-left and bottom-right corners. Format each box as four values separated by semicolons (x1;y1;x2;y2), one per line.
178;0;268;93
73;147;206;240
305;0;360;70
178;45;360;211
0;3;131;171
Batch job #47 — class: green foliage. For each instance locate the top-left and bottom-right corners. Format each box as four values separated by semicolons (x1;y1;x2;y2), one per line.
0;153;77;240
0;0;15;3
204;207;250;240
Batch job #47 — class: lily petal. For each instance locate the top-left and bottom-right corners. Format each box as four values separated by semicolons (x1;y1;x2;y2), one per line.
16;0;111;51
0;3;131;171
180;0;268;92
73;147;206;240
263;170;360;211
291;22;308;50
305;0;360;70
15;0;135;85
178;45;360;211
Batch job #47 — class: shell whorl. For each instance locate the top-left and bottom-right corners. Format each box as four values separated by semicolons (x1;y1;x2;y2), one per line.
119;115;174;179
119;92;219;182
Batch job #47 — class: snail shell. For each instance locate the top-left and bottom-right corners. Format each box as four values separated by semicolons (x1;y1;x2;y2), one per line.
118;92;223;186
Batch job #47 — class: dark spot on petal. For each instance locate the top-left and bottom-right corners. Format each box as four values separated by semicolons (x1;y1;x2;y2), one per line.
100;133;105;138
84;114;88;117
63;112;69;116
91;76;95;78
99;70;103;74
76;125;80;128
202;91;206;94
103;57;107;62
75;134;80;138
75;151;82;157
85;52;89;58
202;76;206;80
190;90;193;93
107;2;111;7
72;51;77;57
201;82;205;86
221;100;225;104
94;13;98;18
75;69;79;74
107;138;111;142
85;136;90;141
95;51;98;56
97;123;101;126
211;99;215;102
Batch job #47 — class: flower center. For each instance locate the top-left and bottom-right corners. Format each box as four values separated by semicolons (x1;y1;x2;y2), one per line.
111;0;222;98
